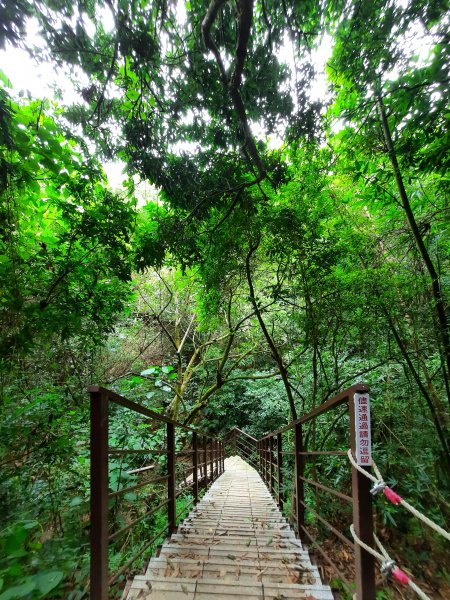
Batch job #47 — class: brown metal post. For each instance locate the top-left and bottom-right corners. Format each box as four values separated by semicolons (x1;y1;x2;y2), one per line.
258;440;264;477
233;429;237;455
265;440;269;485
260;440;263;478
260;440;265;481
215;439;219;478
277;432;283;510
90;389;109;600
167;422;176;535
269;436;275;496
203;437;208;480
216;440;219;475
261;440;266;481
192;432;198;505
209;438;214;482
257;441;261;475
203;437;208;487
349;392;375;600
209;438;213;481
222;441;225;473
199;436;203;481
294;422;305;541
264;438;268;485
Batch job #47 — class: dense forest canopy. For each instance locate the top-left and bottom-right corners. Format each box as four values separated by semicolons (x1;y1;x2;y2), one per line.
0;0;449;598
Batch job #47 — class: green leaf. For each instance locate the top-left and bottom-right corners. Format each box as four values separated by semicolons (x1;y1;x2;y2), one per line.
69;496;83;507
0;70;12;87
0;581;36;600
141;367;157;376
4;528;27;554
34;571;64;595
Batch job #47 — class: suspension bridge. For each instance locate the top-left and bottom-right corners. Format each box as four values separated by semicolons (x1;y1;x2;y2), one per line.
88;384;447;599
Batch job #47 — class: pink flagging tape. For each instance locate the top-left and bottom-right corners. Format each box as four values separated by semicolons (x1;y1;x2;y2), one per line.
392;567;410;585
384;486;403;505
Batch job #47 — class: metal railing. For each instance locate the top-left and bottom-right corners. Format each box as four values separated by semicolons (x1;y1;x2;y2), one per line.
89;386;224;600
225;384;375;600
224;427;259;469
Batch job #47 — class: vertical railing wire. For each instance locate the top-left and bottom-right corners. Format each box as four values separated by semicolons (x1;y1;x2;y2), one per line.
294;422;304;541
203;436;208;488
192;431;198;505
167;422;176;536
277;432;283;510
269;435;275;495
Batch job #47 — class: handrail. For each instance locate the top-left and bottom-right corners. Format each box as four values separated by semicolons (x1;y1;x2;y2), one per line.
223;427;259;470
88;385;199;432
225;384;375;600
89;386;224;600
260;383;369;439
230;426;258;441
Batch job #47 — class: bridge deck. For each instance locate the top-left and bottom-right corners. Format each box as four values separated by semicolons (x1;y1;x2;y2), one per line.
125;456;333;599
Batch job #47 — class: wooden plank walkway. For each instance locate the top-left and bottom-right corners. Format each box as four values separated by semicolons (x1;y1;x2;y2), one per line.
125;456;334;599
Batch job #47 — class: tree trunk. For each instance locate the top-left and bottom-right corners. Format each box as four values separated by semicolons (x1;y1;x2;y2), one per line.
245;243;298;420
377;96;450;402
384;310;450;479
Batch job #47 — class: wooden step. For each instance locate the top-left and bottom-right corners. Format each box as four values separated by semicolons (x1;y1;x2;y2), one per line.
177;526;297;539
146;555;322;583
127;575;334;600
170;533;301;547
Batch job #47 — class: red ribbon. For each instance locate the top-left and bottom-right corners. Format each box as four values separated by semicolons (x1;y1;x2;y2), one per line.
384;486;403;505
392;567;410;585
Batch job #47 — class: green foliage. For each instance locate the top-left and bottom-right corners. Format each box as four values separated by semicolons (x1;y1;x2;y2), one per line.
204;376;290;438
1;0;449;596
0;84;136;356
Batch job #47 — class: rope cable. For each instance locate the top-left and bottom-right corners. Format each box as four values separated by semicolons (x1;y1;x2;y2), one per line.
347;450;450;541
350;525;431;600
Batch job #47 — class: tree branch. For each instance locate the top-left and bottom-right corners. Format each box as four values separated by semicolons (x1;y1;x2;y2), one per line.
202;0;266;177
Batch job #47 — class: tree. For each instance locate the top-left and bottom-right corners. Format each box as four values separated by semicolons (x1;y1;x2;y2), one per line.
108;267;280;421
1;1;450;595
0;82;135;357
326;0;450;401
